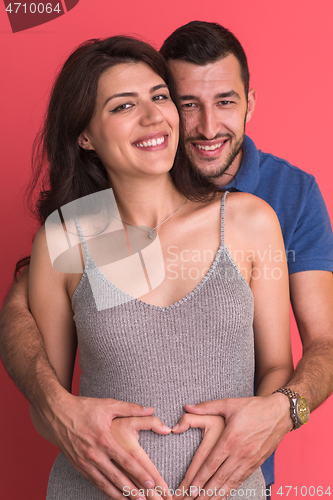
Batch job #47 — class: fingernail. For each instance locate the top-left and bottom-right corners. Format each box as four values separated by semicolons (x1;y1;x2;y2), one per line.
186;404;195;408
163;425;171;431
145;481;154;488
172;424;179;431
143;407;154;411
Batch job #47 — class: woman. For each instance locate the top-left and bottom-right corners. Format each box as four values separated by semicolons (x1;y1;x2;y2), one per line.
28;36;293;500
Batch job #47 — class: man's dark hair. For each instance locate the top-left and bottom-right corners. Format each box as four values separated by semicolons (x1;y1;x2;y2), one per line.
160;21;250;96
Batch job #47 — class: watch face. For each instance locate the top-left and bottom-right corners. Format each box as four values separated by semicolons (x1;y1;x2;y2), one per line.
298;397;310;424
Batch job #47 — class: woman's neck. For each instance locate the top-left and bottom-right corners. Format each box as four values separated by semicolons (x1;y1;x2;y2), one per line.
108;173;187;228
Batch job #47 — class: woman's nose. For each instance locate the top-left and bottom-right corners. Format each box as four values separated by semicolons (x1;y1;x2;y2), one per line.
140;101;164;126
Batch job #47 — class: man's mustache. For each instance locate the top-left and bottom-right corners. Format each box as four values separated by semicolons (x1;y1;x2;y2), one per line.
185;133;232;143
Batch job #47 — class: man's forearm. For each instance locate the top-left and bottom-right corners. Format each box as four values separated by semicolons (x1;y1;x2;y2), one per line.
285;339;333;411
288;271;333;412
0;268;63;412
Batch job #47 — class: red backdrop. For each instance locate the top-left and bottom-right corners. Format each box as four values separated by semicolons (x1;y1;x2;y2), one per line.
1;1;332;499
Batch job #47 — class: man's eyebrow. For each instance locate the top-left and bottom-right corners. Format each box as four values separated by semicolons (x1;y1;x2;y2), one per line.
103;84;168;108
215;90;241;99
178;90;241;101
178;94;198;101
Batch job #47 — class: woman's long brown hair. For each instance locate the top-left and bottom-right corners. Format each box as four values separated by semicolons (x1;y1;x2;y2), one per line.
15;36;219;277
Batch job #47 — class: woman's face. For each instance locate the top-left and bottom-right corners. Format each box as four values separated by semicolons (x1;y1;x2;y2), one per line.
80;61;180;182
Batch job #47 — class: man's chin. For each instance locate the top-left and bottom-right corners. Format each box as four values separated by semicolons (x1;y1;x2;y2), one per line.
191;160;231;182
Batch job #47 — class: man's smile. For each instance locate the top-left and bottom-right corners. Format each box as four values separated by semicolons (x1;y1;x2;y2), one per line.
190;138;229;157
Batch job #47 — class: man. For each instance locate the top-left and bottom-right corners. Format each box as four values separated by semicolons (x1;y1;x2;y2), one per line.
1;20;333;500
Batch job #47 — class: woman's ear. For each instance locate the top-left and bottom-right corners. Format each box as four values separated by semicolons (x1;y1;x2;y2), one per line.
78;132;95;150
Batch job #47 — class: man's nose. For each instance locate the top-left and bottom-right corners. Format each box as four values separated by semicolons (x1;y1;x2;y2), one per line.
196;108;220;139
140;101;164;126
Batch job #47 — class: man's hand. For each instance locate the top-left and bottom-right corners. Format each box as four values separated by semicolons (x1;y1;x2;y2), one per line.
182;394;292;499
33;392;167;500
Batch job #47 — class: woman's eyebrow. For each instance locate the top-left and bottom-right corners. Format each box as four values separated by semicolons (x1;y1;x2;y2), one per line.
103;92;138;108
103;84;168;108
150;83;168;93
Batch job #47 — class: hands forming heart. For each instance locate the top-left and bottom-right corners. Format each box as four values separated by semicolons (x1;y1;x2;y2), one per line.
111;414;225;500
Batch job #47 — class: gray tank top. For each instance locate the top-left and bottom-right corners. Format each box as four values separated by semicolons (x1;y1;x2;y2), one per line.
47;192;265;499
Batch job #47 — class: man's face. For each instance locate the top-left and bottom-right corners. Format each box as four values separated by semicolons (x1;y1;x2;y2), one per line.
168;55;256;185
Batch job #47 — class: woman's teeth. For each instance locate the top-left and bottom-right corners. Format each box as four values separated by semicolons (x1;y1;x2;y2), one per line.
135;136;165;147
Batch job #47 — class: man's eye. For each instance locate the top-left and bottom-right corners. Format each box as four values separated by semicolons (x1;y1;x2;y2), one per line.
111;103;133;113
219;101;233;105
181;103;196;109
152;94;169;101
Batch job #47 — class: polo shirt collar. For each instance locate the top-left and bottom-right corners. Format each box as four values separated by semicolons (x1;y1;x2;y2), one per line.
222;135;260;193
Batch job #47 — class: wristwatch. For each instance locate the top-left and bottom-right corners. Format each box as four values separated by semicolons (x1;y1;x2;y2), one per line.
273;387;310;430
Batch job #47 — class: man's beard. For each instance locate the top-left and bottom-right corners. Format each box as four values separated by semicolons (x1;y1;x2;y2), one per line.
185;132;245;182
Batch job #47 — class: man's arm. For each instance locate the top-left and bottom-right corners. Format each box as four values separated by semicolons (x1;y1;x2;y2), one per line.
0;267;59;405
288;270;333;410
0;268;163;500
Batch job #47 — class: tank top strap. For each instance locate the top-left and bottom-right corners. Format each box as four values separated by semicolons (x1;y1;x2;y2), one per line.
73;216;91;262
220;191;229;246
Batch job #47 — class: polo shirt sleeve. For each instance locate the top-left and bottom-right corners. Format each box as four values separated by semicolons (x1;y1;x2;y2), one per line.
287;179;333;274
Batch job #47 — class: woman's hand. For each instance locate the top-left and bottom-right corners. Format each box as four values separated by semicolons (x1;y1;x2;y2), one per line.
171;414;225;500
111;416;172;499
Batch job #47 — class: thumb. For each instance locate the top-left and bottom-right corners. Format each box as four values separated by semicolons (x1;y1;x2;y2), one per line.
171;413;207;434
184;399;228;416
134;416;172;434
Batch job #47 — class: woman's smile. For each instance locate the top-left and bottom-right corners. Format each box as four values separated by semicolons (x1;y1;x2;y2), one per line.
133;132;169;150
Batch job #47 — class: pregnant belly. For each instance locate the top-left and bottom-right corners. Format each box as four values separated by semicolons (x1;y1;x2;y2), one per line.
139;427;202;493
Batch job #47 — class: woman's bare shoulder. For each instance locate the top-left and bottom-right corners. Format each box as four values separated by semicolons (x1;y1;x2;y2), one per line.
225;191;280;229
31;224;48;260
32;218;83;278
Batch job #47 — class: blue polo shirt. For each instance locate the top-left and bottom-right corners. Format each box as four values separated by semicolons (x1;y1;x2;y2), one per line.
223;135;333;485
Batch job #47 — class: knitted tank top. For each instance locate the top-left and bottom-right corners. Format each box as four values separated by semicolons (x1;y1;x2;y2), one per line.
46;192;265;499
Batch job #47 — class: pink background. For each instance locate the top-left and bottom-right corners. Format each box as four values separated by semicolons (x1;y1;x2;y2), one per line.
1;1;332;498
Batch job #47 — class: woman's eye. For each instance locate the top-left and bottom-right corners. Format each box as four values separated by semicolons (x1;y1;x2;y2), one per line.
152;94;169;101
111;103;133;113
